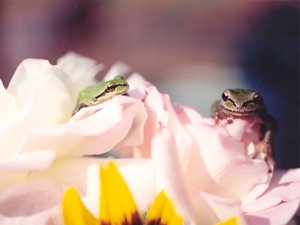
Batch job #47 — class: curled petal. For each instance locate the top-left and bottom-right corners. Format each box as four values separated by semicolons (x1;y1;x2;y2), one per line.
127;73;151;100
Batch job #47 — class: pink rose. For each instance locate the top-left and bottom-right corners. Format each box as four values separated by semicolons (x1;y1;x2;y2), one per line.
118;78;300;224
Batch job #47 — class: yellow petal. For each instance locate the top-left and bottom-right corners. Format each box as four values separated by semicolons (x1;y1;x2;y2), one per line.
215;217;240;225
62;186;97;225
146;191;183;225
100;162;142;225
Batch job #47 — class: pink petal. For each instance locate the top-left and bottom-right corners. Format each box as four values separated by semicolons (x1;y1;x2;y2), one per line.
0;178;63;222
141;86;193;163
138;87;169;157
244;199;300;225
271;168;300;184
225;119;249;142
186;123;269;199
0;207;61;225
242;169;300;213
174;104;203;124
115;97;147;148
191;192;246;225
151;127;192;220
127;73;151;100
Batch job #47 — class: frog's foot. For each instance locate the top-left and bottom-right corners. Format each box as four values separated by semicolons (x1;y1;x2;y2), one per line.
212;112;220;124
253;140;275;173
226;116;233;124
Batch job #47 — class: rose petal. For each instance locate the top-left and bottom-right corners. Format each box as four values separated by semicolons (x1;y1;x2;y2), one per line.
127;73;150;100
0;178;63;217
18;96;145;157
114;96;147;148
57;52;104;106
57;51;103;86
174;104;203;124
0;80;18;123
0;86;71;158
226;119;249;142
242;169;300;213
0;206;61;225
191;192;246;225
151;127;192;220
141;86;193;162
103;61;131;81
244;199;300;225
186;123;269;199
0;156;110;224
0;150;56;172
271;168;300;184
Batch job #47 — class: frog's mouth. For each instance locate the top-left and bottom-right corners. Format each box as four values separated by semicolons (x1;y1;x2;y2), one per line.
221;107;259;117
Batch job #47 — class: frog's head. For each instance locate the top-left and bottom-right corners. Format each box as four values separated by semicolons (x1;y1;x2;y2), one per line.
220;89;265;115
73;76;129;114
100;75;129;98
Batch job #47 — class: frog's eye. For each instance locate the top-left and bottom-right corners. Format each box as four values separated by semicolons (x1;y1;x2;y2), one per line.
222;92;228;101
253;94;264;105
106;85;117;93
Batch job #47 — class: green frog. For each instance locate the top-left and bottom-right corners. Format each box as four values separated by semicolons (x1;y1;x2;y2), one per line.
212;89;276;172
73;75;129;114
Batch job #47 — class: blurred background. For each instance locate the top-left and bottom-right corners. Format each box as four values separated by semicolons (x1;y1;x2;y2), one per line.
0;0;299;168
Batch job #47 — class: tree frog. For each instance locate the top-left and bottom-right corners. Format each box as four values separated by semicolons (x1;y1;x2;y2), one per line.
212;89;276;172
73;75;129;114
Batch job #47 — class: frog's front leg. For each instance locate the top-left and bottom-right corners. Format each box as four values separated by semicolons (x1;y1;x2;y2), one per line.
253;130;275;173
211;101;233;124
253;115;276;173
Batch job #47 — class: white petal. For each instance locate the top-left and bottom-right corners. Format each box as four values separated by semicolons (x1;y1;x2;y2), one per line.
0;150;56;172
0;80;18;123
103;62;131;80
